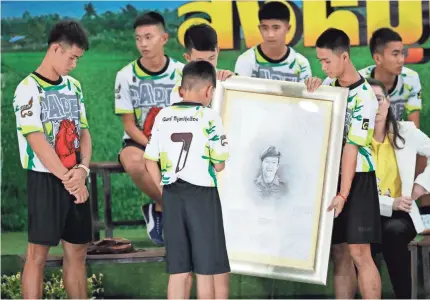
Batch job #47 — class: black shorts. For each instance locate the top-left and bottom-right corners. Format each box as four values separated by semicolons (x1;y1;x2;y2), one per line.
163;179;230;275
117;139;146;164
332;171;381;245
27;170;92;246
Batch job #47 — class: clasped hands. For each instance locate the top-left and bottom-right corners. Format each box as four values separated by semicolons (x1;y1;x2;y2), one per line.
62;167;89;204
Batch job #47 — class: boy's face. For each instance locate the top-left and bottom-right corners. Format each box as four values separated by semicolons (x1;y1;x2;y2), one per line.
184;48;219;68
135;24;168;59
316;47;347;79
258;19;290;48
262;156;279;183
52;43;84;76
374;41;404;76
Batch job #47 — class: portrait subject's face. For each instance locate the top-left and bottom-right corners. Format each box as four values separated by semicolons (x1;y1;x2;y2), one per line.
262;156;279;183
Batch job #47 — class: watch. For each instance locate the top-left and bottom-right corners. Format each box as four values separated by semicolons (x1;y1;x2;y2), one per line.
75;164;90;177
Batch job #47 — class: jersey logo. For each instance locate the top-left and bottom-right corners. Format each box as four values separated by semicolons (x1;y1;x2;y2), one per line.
362;118;369;130
20;97;34;118
115;84;121;99
143;107;162;137
220;134;228;146
55;119;78;168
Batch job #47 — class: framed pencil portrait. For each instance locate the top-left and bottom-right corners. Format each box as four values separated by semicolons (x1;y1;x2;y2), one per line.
211;76;348;285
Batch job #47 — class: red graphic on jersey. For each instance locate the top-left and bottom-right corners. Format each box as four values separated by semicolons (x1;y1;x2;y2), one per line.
143;107;162;137
55;120;78;168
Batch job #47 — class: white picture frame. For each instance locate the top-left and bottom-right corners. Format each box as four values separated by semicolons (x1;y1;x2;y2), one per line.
211;76;348;285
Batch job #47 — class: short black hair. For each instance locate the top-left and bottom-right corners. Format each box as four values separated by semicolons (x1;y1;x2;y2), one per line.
184;24;218;53
316;28;350;54
369;28;402;56
48;20;89;51
133;11;165;30
258;1;290;23
181;60;216;91
366;78;387;96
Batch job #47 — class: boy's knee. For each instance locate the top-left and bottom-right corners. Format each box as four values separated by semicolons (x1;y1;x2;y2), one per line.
349;244;372;266
121;152;146;174
25;244;49;267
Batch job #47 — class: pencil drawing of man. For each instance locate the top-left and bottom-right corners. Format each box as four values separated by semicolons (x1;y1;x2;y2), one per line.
254;146;287;199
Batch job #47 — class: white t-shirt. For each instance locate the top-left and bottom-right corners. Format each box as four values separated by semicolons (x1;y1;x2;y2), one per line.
114;56;184;140
144;102;229;187
234;45;311;82
323;76;378;173
358;65;422;120
13;72;89;172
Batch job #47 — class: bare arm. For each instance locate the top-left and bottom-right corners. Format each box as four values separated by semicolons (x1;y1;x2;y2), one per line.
79;129;92;167
27;133;69;180
213;162;225;172
146;159;162;194
408;111;420;129
339;143;358;198
122;114;148;146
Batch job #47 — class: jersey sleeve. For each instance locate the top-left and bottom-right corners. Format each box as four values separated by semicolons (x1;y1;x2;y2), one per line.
234;52;254;77
405;74;422;115
208;113;229;163
169;82;183;105
14;79;44;137
322;77;335;86
144;114;161;162
72;79;89;129
347;87;378;146
298;58;312;82
114;71;133;115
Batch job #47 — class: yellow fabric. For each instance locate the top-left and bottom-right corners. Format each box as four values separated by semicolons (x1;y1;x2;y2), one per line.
371;135;402;198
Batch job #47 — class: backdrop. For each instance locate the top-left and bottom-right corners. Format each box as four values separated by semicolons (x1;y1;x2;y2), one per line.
1;0;429;231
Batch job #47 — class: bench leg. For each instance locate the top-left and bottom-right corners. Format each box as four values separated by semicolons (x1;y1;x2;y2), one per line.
423;247;430;298
102;170;114;238
410;246;419;299
89;173;100;241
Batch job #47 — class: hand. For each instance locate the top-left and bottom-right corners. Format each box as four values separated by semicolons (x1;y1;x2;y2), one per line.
63;167;87;193
411;183;428;200
71;184;89;204
216;69;235;81
304;77;322;92
327;195;346;218
393;196;413;213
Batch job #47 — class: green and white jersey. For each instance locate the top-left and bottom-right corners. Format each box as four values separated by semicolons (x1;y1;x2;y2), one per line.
323;76;378;172
13;72;89;173
234;45;311;82
114;56;184;140
144;102;229;187
358;65;422;120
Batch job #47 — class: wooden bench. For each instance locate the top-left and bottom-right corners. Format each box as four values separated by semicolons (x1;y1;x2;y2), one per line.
19;248;166;267
88;162;146;240
409;234;430;298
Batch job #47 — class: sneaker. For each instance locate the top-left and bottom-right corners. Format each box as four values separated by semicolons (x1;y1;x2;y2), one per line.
141;203;164;246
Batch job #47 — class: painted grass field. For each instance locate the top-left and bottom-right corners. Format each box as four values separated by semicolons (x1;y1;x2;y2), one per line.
2;42;429;230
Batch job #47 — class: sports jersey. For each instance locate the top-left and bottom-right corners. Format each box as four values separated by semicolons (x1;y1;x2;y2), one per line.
114;56;184;140
169;67;217;105
13;72;89;173
144;102;229;187
234;45;311;82
358;65;422;120
323;76;378;172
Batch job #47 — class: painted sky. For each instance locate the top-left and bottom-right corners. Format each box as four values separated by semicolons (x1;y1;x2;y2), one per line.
1;0;302;19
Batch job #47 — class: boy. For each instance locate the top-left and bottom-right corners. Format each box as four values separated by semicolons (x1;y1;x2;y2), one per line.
170;23;234;105
14;20;92;298
114;12;184;245
145;61;230;299
359;28;422;128
305;28;381;299
234;1;312;82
